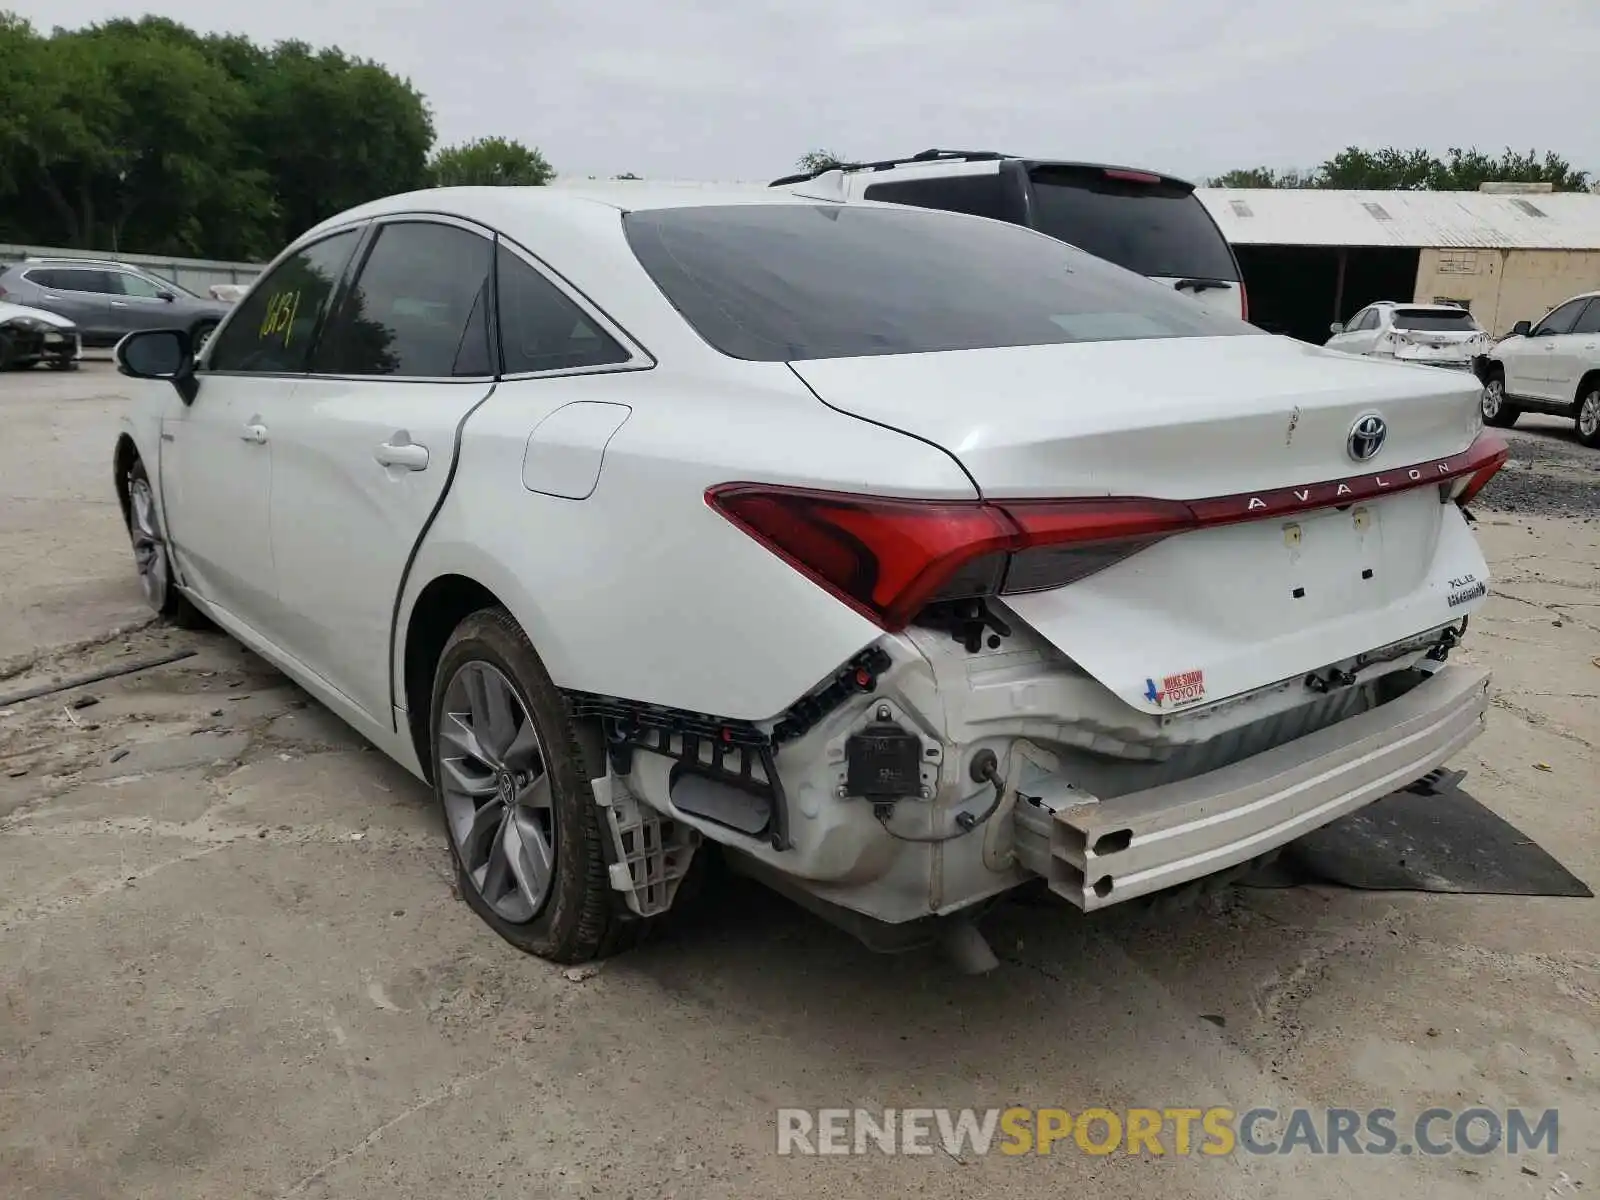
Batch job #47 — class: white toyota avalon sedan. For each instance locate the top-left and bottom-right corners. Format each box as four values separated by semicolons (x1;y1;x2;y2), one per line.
112;184;1506;965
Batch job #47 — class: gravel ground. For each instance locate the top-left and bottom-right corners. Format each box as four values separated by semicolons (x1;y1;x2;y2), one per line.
1475;417;1599;521
1;365;1596;1200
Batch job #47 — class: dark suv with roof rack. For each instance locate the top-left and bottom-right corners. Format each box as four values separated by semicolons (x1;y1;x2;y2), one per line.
772;149;1247;321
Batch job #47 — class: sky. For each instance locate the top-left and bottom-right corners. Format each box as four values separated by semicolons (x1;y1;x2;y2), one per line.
13;0;1600;184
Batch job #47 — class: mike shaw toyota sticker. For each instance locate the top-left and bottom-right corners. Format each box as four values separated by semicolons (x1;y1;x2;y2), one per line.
1144;669;1207;709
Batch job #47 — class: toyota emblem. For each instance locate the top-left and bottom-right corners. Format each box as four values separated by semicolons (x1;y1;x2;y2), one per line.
1347;413;1387;462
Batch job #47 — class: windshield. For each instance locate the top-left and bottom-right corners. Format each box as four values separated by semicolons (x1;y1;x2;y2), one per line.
623;204;1258;363
1393;308;1480;332
1026;166;1240;281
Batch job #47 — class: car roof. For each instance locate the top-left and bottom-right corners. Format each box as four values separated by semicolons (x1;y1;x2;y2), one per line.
16;257;141;269
306;183;812;235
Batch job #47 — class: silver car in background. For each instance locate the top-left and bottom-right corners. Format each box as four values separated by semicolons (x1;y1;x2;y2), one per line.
0;257;233;349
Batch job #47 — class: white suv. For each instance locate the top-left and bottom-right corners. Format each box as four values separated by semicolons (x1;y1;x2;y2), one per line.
774;150;1247;320
1474;291;1600;448
1326;302;1490;370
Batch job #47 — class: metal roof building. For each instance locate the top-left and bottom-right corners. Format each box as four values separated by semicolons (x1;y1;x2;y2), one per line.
1196;188;1600;251
1191;188;1600;342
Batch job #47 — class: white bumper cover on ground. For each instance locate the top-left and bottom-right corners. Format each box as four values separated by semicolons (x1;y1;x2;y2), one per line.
1013;664;1491;910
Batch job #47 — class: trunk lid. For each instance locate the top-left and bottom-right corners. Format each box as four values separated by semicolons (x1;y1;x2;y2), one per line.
792;335;1493;714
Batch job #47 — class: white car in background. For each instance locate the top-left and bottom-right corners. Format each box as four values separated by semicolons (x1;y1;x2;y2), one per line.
110;185;1506;967
1473;290;1600;448
1326;302;1491;370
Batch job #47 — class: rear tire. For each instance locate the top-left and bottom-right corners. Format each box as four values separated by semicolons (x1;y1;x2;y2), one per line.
1576;386;1600;449
429;607;645;963
123;458;208;629
1480;373;1520;428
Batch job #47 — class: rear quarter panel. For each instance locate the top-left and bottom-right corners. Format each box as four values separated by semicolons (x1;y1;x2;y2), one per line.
397;359;978;721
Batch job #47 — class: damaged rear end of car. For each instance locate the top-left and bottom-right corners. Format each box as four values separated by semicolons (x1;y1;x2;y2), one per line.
597;199;1505;946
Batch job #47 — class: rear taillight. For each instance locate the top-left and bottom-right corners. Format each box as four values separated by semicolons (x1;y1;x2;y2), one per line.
1449;437;1510;506
1238;281;1248;322
709;434;1511;631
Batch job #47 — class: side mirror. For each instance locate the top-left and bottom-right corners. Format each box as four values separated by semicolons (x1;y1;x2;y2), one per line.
157;290;175;302
1511;320;1533;337
116;329;199;404
1329;321;1344;334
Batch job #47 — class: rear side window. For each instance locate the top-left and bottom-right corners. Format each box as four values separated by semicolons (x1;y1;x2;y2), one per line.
29;268;114;293
207;230;360;374
1026;167;1239;281
314;221;494;378
1392;308;1479;331
496;245;630;374
624;203;1256;363
861;173;1014;222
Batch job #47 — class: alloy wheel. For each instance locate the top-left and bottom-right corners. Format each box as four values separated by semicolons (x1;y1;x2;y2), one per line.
1580;390;1600;440
436;660;556;923
1480;379;1503;419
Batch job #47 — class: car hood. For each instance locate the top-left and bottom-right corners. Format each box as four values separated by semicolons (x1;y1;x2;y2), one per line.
0;300;76;329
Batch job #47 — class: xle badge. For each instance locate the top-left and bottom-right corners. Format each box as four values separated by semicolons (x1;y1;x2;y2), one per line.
1144;669;1207;709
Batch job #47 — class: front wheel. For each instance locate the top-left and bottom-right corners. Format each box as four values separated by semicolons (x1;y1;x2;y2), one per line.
1480;375;1520;428
1577;387;1600;449
124;458;208;628
429;607;644;963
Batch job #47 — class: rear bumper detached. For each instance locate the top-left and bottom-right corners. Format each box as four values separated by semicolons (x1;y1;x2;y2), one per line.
1011;664;1491;910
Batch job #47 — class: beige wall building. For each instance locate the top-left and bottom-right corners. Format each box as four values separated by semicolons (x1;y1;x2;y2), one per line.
1198;187;1600;343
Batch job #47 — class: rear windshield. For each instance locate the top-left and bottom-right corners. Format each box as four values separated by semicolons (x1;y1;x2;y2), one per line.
1026;167;1239;281
622;204;1257;363
1393;308;1479;331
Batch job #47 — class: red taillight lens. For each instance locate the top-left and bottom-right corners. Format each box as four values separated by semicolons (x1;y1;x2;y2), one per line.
707;487;1194;630
710;434;1509;631
706;486;1016;629
1238;281;1248;322
1449;434;1509;506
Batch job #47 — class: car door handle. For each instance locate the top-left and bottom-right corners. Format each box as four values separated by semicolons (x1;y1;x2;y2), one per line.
110;300;129;308
241;423;269;444
375;440;429;471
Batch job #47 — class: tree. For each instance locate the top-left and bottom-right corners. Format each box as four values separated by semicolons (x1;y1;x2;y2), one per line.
796;149;847;174
1209;146;1591;192
428;137;554;187
0;14;437;259
1208;166;1314;188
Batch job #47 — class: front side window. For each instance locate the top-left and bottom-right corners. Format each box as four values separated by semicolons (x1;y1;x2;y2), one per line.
1533;298;1588;337
114;272;168;299
206;229;360;374
624;203;1258;363
313;221;493;377
1568;299;1600;336
496;245;630;375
